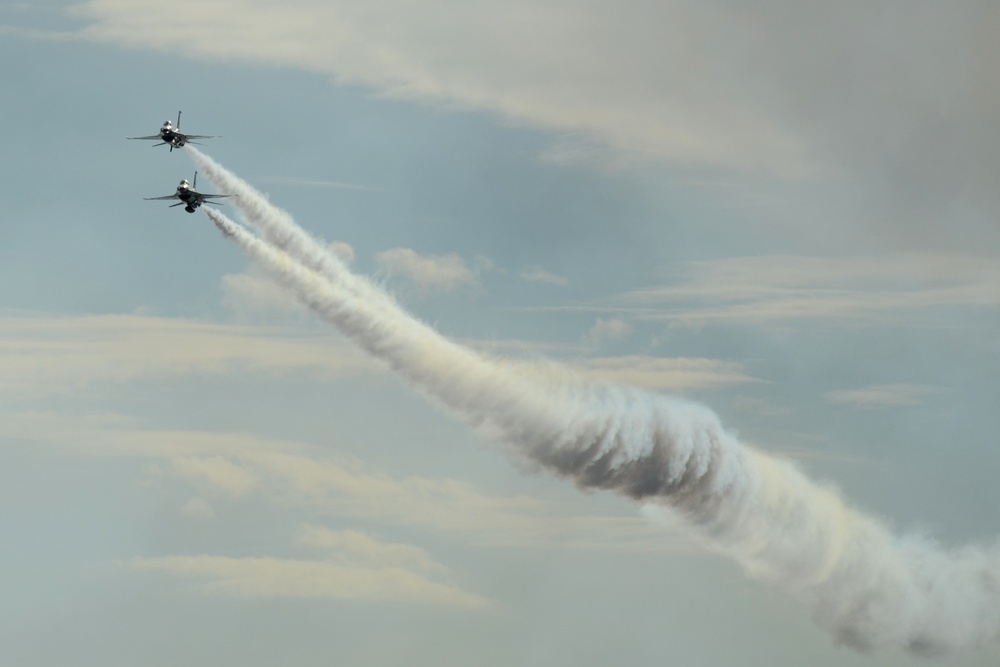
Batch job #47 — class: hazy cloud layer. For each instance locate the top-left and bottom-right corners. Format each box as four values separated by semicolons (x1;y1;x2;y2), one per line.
0;313;376;397
1;312;749;402
68;0;810;175
827;383;946;409
583;317;633;348
574;355;758;392
129;552;490;608
299;525;449;575
376;247;479;292
61;0;1000;240
171;455;260;497
598;254;1000;327
221;272;313;319
519;267;568;286
2;411;690;552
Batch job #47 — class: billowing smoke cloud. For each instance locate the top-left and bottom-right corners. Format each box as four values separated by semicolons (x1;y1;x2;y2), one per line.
194;150;1000;655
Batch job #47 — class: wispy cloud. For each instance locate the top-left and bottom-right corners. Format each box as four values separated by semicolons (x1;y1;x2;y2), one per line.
256;176;375;191
299;525;449;575
3;411;691;552
583;318;633;348
221;272;312;319
129;553;490;608
182;496;216;518
574;355;758;392
731;395;791;419
171;456;259;497
519;267;567;286
0;313;376;398
19;0;1000;247
66;0;814;176
376;248;479;292
827;383;945;409
567;254;1000;328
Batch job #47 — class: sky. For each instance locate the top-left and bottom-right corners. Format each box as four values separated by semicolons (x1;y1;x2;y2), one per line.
2;1;1000;665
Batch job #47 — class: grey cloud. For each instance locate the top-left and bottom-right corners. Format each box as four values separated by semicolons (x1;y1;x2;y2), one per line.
66;0;1000;248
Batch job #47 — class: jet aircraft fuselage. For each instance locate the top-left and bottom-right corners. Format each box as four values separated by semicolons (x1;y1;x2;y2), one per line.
128;111;217;152
144;172;232;213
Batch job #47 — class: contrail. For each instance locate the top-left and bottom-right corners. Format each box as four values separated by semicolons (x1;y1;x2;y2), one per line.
189;147;365;296
201;165;1000;655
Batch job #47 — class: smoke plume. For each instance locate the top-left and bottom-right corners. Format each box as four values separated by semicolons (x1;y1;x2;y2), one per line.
197;155;1000;655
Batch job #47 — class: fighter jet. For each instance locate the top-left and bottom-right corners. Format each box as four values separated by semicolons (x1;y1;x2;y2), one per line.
144;172;232;213
128;111;217;152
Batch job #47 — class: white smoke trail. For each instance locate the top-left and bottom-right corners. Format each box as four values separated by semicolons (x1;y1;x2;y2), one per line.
202;173;1000;655
189;147;367;298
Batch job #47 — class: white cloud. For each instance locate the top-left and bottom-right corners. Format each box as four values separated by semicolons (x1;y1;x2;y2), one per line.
67;0;814;177
130;527;486;608
519;267;568;286
0;313;376;398
49;0;1000;254
171;456;259;497
299;525;448;575
574;355;758;392
583;318;633;347
827;384;945;409
2;411;692;552
182;496;216;518
129;554;490;608
221;272;310;319
376;247;478;292
328;241;355;264
591;254;1000;328
257;176;374;193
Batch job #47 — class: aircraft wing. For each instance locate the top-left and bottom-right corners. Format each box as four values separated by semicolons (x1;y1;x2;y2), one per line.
128;135;162;140
183;134;216;139
144;194;179;200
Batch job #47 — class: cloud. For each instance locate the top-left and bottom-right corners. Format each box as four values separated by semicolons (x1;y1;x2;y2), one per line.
519;267;567;286
731;395;791;419
221;272;311;319
129;554;490;608
62;3;1000;184
182;496;216;518
171;456;259;497
581;254;1000;328
0;313;377;398
222;246;354;319
376;248;478;291
2;311;755;420
574;355;758;392
827;383;945;409
67;0;813;176
2;411;691;552
257;176;374;192
328;242;355;264
52;0;1000;252
583;317;633;347
299;525;448;575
